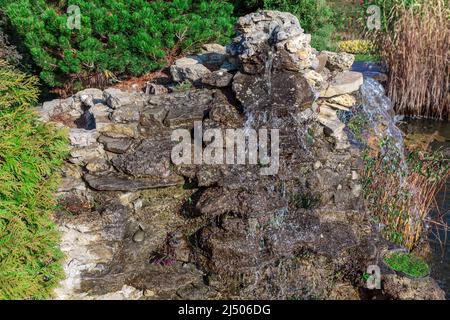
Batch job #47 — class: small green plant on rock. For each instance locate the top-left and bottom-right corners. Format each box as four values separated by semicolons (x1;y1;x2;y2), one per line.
347;112;368;142
171;80;193;92
361;271;371;282
384;252;429;278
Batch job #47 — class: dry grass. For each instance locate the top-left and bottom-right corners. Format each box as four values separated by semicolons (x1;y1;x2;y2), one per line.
401;154;449;249
377;0;450;119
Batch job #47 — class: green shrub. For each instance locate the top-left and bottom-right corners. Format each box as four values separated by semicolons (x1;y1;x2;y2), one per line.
0;60;39;109
310;23;336;52
0;61;69;299
263;0;334;34
0;0;235;88
230;0;262;15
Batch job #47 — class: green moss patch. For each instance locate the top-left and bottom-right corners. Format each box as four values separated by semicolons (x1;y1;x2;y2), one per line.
384;252;430;278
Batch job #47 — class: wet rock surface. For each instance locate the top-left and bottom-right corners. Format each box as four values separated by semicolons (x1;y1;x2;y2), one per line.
233;70;315;117
39;11;444;300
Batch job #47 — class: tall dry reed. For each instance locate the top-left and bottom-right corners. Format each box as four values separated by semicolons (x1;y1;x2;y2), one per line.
377;0;450;119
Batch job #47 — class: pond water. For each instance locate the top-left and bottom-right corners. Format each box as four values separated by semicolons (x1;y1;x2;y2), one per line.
400;118;450;299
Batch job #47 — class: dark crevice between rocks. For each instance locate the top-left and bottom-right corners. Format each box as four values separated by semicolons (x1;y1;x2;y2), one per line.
180;187;208;219
75;104;96;130
188;229;213;275
220;87;245;114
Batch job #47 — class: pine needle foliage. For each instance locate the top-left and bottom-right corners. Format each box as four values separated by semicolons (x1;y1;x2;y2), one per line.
0;61;69;300
0;0;235;88
0;60;39;110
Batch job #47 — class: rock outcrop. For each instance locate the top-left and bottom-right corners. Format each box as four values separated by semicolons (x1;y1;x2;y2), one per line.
39;11;444;300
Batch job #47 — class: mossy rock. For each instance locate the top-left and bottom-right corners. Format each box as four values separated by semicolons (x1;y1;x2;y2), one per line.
383;251;430;279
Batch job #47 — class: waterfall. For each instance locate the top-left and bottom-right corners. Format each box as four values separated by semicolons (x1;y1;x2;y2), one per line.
360;77;407;173
264;49;274;95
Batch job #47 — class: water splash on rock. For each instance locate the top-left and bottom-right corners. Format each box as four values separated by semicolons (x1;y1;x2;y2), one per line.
360;77;407;171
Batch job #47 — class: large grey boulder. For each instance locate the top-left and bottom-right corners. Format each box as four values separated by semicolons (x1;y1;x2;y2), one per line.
76;88;104;102
227;10;319;74
69;128;99;148
103;88;146;109
170;57;211;82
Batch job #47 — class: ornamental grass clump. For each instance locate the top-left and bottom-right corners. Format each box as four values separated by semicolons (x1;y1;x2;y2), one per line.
376;0;450;119
0;60;69;299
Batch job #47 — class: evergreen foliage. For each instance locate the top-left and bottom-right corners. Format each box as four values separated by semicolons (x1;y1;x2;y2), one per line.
0;0;235;87
0;60;39;109
0;60;69;299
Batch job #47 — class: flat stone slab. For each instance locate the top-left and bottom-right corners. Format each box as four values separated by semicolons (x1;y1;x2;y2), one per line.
320;71;363;98
327;94;357;108
103;88;147;109
162;90;215;128
98;135;134;154
84;173;183;191
111;136;181;181
322;51;355;72
201;70;233;87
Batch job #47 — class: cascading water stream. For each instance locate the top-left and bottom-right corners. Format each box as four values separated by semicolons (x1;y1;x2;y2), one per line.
264;49;274;95
360;77;408;174
359;77;427;239
243;21;279;133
